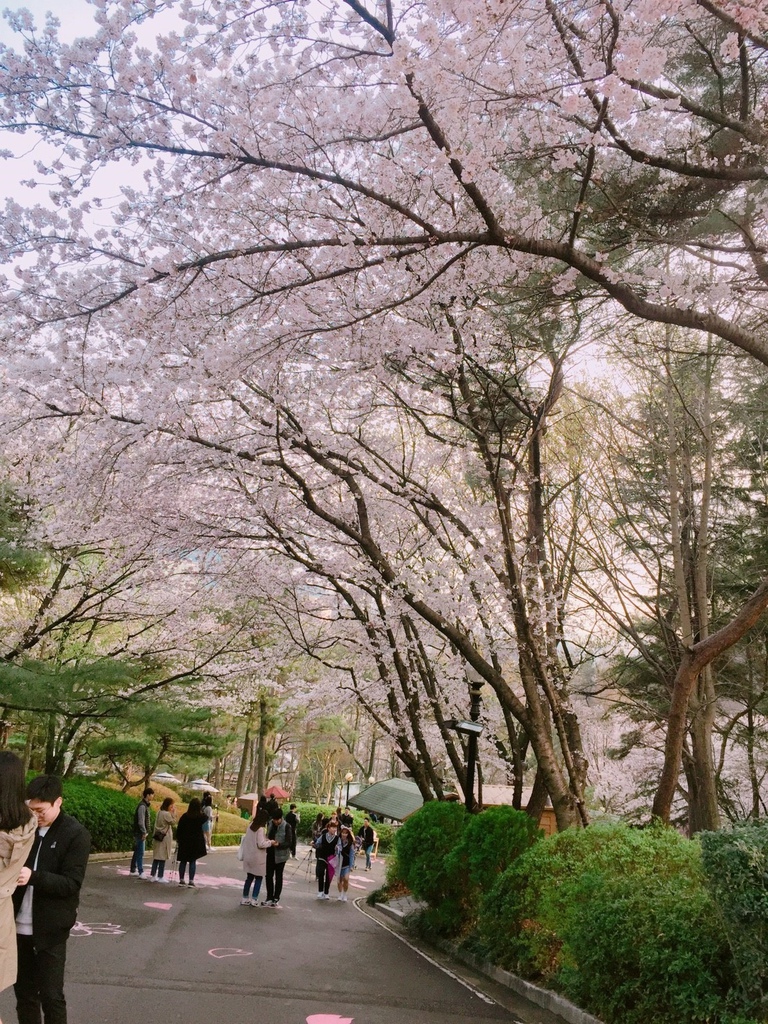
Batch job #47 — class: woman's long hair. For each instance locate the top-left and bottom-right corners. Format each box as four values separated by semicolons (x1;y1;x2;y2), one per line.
160;797;175;812
0;751;32;831
186;797;203;818
249;808;270;832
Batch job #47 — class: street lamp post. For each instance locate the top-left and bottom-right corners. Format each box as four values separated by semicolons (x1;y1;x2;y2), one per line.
344;772;354;806
464;670;483;813
446;668;484;813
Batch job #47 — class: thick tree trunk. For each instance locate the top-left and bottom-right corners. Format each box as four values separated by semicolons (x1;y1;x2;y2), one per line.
256;695;268;795
653;577;768;822
687;670;720;833
235;720;251;797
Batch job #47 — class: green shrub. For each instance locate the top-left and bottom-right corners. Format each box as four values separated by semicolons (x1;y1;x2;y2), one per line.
61;777;136;853
701;821;768;1017
480;822;733;1024
559;870;730;1024
211;832;243;847
451;805;540;898
394;801;467;934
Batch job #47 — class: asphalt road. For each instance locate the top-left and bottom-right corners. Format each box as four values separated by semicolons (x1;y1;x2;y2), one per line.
0;844;529;1024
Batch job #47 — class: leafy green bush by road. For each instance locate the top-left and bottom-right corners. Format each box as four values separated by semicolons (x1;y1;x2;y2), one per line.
61;777;136;853
481;822;733;1024
701;821;768;1018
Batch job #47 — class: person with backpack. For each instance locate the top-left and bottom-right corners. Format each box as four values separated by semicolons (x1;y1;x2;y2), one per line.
314;819;339;900
262;809;292;908
129;788;153;878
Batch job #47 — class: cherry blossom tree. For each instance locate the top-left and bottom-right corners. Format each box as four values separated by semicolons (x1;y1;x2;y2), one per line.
2;0;768;823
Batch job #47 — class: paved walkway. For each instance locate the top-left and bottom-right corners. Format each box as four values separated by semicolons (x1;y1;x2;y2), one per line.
0;844;554;1024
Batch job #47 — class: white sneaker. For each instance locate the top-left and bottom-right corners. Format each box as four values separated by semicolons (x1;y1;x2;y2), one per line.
336;895;344;901
249;898;260;907
316;892;325;900
240;898;251;906
323;893;331;900
156;877;170;884
341;893;348;902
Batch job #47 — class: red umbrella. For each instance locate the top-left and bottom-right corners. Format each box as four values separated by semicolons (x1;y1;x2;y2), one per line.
264;785;290;800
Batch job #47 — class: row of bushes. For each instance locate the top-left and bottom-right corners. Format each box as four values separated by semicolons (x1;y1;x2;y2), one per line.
389;803;768;1024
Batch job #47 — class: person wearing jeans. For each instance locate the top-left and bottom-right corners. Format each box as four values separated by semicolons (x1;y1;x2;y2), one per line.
238;809;271;906
263;809;292;907
359;818;375;870
175;798;207;888
129;788;153;877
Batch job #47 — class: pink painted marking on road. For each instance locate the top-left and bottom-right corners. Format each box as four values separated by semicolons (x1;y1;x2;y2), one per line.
306;1016;354;1024
144;902;172;910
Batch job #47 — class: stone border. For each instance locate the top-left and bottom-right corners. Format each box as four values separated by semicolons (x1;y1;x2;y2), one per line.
375;900;604;1024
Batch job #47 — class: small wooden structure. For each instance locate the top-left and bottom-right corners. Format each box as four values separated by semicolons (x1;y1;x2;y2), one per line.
481;785;557;835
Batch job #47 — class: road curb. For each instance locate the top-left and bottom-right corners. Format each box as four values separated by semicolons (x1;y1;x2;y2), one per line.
374;900;604;1024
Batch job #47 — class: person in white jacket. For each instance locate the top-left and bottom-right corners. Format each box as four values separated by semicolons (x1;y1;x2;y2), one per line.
238;810;272;907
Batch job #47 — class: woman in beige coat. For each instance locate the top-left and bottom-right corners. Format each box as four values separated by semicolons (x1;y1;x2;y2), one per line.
149;798;176;883
237;809;271;906
0;751;37;1012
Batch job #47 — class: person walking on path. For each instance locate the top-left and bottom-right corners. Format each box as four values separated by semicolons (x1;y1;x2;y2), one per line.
129;788;153;878
262;809;292;907
314;820;339;901
336;826;355;903
175;798;207;887
238;810;271;906
13;774;91;1024
284;804;299;858
201;793;214;853
0;752;37;1016
358;817;375;871
149;799;175;883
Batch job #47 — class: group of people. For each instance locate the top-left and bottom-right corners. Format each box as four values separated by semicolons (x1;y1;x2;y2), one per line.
309;809;377;902
131;787;378;912
0;752;91;1024
130;788;216;886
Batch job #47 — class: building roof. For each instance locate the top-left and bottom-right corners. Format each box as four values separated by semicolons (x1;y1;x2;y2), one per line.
348;778;424;821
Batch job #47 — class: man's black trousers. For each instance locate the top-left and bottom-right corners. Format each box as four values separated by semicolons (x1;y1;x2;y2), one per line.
15;935;68;1024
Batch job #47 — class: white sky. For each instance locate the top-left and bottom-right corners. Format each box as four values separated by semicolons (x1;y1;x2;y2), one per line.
0;1;95;43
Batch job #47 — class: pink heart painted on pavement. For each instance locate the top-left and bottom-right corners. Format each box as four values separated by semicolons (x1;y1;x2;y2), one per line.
208;948;253;959
144;902;172;910
306;1016;354;1024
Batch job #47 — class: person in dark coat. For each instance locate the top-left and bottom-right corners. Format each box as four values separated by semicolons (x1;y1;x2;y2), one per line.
13;774;91;1024
284;804;299;858
175;798;207;887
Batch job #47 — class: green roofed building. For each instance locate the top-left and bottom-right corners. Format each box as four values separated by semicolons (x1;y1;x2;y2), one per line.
348;778;424;822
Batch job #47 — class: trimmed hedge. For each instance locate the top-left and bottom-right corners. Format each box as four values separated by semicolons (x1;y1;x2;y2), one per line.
394;802;540;936
61;777;136;853
701;821;768;1018
211;832;243;847
480;823;735;1024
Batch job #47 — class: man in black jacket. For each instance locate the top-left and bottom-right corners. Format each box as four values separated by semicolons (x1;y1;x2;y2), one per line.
13;775;91;1024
